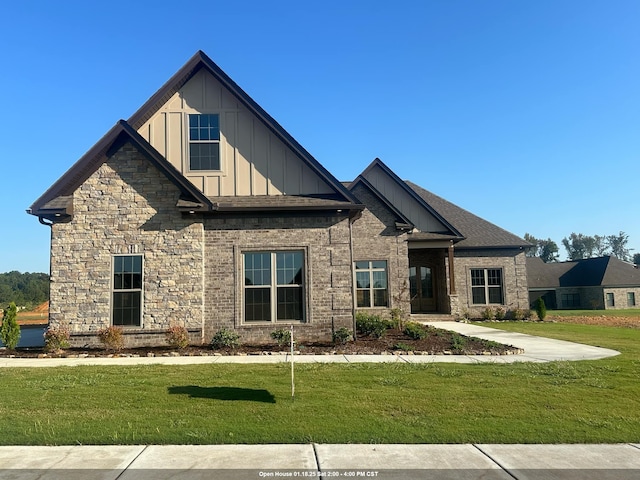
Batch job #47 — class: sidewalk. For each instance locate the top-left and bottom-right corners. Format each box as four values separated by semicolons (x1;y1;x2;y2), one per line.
0;322;620;367
0;444;639;479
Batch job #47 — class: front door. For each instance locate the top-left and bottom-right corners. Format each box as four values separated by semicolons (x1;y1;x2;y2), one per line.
409;265;437;312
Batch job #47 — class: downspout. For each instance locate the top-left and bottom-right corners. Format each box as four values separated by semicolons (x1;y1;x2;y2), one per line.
348;213;359;341
38;216;53;328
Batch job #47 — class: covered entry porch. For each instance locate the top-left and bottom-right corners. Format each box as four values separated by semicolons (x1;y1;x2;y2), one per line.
408;242;456;315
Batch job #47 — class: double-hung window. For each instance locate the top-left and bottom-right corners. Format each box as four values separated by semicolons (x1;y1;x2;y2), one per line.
189;113;220;171
244;251;305;323
112;255;143;326
470;268;503;305
355;261;388;308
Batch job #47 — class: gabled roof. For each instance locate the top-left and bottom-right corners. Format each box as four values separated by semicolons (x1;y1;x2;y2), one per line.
527;256;640;288
29;51;364;222
28;120;213;222
360;158;464;239
348;175;415;231
406;181;530;249
127;50;360;206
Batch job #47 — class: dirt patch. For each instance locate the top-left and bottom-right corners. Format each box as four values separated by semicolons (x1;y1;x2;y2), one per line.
0;326;522;358
546;314;640;328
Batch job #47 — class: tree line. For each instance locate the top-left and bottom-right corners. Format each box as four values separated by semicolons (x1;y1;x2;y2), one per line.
525;231;638;264
0;271;49;310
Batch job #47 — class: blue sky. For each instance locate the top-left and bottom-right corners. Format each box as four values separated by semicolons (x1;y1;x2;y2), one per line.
1;0;638;273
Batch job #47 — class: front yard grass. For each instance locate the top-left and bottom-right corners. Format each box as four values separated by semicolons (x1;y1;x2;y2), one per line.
0;322;639;445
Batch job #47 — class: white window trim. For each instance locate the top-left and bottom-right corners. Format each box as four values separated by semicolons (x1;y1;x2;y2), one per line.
354;260;389;308
111;254;144;328
241;249;307;325
470;268;504;305
185;112;225;174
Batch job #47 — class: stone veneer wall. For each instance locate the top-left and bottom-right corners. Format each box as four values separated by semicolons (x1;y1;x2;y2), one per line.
350;184;410;319
453;249;529;317
203;214;354;344
554;286;640;310
49;142;205;347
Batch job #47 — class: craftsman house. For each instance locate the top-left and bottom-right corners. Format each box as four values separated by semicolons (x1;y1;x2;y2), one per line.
29;51;530;347
527;256;640;310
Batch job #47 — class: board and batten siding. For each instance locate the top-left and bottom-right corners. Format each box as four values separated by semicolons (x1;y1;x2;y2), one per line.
362;164;449;233
137;69;334;197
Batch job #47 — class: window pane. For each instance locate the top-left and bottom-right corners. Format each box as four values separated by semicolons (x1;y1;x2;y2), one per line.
487;269;502;286
420;267;433;298
488;286;503;304
471;269;485;286
276;252;302;285
357;290;370;308
371;260;386;269
373;289;388;307
245;288;270;322
409;267;417;298
372;271;387;289
277;286;303;320
113;291;141;326
245;253;271;286
472;286;486;304
356;271;370;289
355;261;369;270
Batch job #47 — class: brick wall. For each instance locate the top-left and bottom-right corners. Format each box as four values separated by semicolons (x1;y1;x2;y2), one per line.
49;142;205;347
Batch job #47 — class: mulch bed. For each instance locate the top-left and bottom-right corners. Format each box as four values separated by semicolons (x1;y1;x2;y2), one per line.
0;326;522;358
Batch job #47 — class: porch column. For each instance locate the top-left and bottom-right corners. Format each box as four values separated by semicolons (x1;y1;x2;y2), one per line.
448;243;456;294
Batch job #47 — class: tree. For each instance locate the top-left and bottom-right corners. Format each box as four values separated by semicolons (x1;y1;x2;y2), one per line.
607;231;631;261
0;302;21;350
535;297;547;321
562;233;591;260
524;233;559;262
634;253;640;265
538;239;560;263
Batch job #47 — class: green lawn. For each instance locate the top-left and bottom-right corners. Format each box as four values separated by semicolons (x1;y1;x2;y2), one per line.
1;322;639;445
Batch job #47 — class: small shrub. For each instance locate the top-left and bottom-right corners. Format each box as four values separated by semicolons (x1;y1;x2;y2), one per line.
390;308;404;329
355;312;392;338
458;310;471;321
0;302;20;350
97;326;125;352
43;325;71;353
271;329;292;347
403;322;427;340
451;333;467;352
332;327;352;345
165;325;189;350
210;328;240;349
535;297;547;321
494;306;506;320
393;342;412;352
511;308;526;321
481;307;495;321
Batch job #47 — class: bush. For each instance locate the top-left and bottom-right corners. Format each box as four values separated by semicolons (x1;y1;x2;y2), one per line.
393;342;412;352
165;325;189;350
332;327;352;345
355;312;392;338
403;322;428;340
271;329;292;347
97;326;125;352
535;297;547;321
451;333;467;352
210;328;240;349
511;308;526;321
481;307;495;321
43;325;71;353
494;306;506;320
0;302;21;350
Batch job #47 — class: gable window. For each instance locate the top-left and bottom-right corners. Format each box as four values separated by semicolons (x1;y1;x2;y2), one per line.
244;251;305;323
470;268;503;305
189;114;220;170
112;255;143;326
606;292;615;307
355;261;388;308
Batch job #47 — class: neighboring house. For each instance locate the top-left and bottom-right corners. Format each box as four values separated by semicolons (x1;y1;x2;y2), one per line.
527;256;640;310
28;51;530;347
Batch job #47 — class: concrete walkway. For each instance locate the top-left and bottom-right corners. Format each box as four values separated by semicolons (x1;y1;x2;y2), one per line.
0;322;620;367
1;443;639;479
